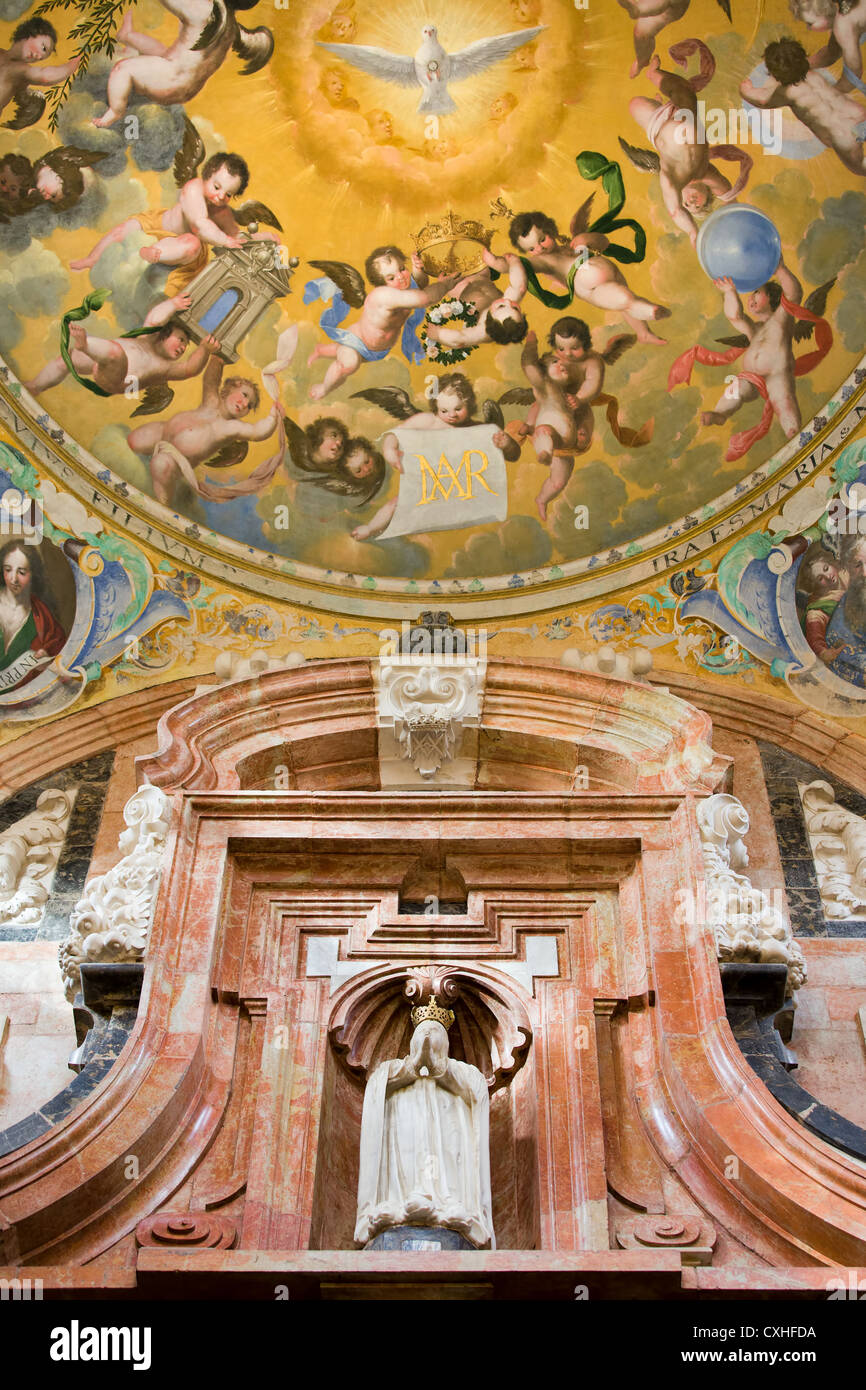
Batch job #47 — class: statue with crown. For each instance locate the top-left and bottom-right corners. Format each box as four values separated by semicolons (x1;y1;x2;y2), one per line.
354;967;494;1251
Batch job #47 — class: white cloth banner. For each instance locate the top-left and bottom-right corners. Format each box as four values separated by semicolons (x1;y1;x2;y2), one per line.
0;650;42;690
378;423;508;539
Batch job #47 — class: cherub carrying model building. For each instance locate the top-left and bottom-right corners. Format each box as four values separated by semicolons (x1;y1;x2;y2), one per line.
24;294;221;416
92;0;274;128
126;354;284;504
70;118;281;295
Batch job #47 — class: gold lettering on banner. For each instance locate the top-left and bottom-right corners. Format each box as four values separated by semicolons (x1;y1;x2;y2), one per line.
416;451;498;506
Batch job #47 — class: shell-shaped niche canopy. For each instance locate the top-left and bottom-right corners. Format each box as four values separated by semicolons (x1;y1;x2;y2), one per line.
329;963;533;1093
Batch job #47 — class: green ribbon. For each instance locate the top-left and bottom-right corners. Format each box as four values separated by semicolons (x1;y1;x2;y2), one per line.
520;151;648;310
60;290;163;396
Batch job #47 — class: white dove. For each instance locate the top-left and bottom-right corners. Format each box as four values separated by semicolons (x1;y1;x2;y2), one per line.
318;22;545;116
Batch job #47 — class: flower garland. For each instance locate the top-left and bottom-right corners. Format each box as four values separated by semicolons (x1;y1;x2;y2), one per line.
420;298;480;366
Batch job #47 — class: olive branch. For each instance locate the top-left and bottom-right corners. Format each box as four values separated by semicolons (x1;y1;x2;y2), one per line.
32;0;127;130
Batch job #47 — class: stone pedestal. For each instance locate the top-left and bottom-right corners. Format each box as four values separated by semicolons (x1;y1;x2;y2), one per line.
364;1225;478;1252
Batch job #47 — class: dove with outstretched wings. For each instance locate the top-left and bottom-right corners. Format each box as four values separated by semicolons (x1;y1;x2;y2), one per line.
318;22;544;114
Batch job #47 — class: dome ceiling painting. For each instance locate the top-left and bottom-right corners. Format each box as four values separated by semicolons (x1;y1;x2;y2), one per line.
0;0;865;623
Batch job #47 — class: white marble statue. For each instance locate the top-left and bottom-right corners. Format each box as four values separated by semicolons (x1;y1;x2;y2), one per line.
354;999;494;1249
697;792;807;996
800;780;866;919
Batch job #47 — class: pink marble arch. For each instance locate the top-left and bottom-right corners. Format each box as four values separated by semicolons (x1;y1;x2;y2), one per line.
0;658;864;1296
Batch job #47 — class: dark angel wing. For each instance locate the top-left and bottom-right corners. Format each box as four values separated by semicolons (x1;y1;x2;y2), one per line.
308;259;367;307
234;24;275;76
282;416;317;474
173;116;206;187
52;146;111;170
569;193;596;238
130;385;174;418
3;90;47;131
201;440;249;470
793;278;836;343
600;333;637;365
235;201;283;231
716;0;733;19
618;137;661;176
191;0;228;52
351;387;418;419
496;387;535;407
716;334;750;349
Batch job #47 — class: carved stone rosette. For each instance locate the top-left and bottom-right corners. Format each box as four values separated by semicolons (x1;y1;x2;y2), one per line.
615;1215;717;1266
135;1214;237;1250
58;785;171;1002
696;793;806;996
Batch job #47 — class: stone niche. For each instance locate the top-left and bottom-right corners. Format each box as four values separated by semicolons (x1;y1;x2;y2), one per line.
312;961;538;1251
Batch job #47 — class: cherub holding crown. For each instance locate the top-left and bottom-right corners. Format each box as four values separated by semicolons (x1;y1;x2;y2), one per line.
305;245;463;398
92;0;275;128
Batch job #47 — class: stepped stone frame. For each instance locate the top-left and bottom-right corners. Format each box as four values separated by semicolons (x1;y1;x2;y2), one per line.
0;658;865;1297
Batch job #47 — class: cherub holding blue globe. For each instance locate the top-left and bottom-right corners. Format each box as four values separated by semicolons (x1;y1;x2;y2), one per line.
670;257;834;461
742;36;866;175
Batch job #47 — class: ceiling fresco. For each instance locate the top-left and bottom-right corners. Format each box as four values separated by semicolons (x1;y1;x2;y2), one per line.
0;0;862;605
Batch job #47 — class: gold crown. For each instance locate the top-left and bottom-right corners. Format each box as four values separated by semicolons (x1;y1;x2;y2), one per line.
412;211;495;278
410;993;455;1030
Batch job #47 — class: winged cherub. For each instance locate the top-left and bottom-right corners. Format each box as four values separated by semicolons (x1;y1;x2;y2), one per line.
23;318;221;417
70;117;281;297
617;0;732;79
0;145;109;221
493;203;671;345
0;18;81;131
127;354;284;504
92;0;274;128
318;21;544;115
669;264;835;460
790;0;866;94
283;416;387;508
348;372;520;540
306;246;463;398
619;41;752;244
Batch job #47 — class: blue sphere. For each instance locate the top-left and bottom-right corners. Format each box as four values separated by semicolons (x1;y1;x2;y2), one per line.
696;205;782;294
